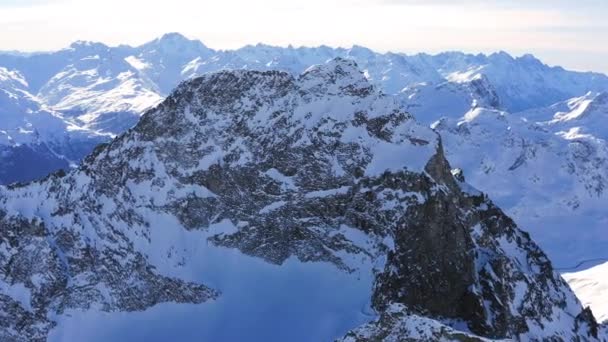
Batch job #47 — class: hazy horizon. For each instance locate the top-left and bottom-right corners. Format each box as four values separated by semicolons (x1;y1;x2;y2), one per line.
2;0;608;73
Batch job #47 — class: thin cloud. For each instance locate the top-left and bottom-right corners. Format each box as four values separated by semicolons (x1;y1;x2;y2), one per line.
0;0;68;7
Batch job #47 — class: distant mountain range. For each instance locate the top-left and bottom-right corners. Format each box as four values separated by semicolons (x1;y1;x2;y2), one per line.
3;32;608;136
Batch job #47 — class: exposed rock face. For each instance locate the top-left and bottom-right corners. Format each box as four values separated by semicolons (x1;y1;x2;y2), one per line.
0;59;601;341
0;206;217;342
337;304;495;342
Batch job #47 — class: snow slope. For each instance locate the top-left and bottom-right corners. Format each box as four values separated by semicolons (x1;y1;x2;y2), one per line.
564;262;608;324
522;91;608;138
0;66;108;184
48;219;375;342
37;41;162;134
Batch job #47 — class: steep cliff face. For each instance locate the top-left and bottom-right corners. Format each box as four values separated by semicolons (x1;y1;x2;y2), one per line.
0;59;601;341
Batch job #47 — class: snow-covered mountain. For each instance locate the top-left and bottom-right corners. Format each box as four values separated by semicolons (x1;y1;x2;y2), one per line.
1;32;605;267
130;32;215;95
0;59;603;341
1;34;607;321
522;91;608;137
419;51;608;113
400;73;501;124
38;41;162;134
0;67;108;184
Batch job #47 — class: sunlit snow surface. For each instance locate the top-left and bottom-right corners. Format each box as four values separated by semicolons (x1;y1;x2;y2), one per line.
48;217;376;342
563;262;608;324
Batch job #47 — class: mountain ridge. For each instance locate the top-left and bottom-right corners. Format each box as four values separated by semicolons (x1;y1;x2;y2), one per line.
2;33;606;172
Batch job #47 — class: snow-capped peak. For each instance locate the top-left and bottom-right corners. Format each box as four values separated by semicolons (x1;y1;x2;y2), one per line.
346;45;376;60
68;40;110;53
299;57;373;95
144;32;211;53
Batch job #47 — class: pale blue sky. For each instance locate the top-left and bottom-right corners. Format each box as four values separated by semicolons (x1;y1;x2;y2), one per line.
1;0;608;73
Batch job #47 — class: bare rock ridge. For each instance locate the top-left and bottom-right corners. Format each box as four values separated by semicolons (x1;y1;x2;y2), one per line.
0;58;603;341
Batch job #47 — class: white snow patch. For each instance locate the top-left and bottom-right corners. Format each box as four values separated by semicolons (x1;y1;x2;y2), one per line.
305;186;350;199
259;200;287;214
0;282;31;311
563;261;608;323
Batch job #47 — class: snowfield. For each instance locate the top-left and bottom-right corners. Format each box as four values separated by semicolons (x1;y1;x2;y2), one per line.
563;261;608;324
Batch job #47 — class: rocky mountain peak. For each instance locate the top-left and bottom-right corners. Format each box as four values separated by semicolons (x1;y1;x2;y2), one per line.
298;57;374;96
517;53;544;67
141;32;211;56
136;57;415;146
159;32;191;42
68;40;110;54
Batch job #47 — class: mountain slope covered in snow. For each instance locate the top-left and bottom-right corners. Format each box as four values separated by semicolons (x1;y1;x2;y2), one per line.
0;59;603;341
0;67;108;184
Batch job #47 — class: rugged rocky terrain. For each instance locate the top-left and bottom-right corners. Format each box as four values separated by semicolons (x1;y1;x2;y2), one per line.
0;59;603;341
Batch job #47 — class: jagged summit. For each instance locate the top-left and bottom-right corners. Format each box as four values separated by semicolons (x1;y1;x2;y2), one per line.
151;57;392;125
517;53;544;66
159;32;192;42
347;45;376;59
143;32;210;51
299;57;375;95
